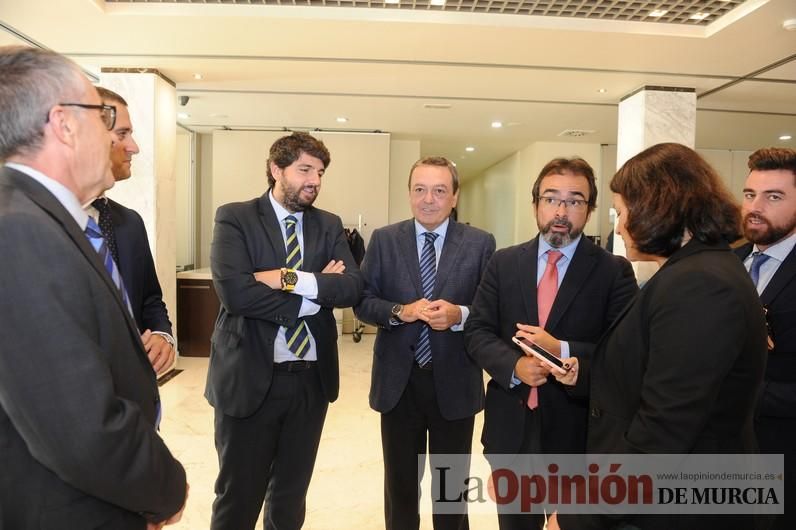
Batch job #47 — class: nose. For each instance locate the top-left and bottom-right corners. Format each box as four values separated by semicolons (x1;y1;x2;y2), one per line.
307;170;322;186
422;189;435;203
129;137;140;155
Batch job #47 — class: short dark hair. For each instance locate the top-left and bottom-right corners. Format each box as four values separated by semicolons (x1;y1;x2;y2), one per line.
266;132;330;188
95;86;128;108
532;157;598;212
611;142;741;257
408;156;459;194
748;147;796;184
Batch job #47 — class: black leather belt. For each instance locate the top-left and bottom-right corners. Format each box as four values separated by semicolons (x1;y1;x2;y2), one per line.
413;360;433;371
273;361;316;372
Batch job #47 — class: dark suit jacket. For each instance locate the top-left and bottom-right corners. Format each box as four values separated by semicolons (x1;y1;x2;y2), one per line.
106;198;172;335
464;235;637;454
0;167;185;530
355;219;496;421
559;241;767;530
735;243;796;419
205;192;363;418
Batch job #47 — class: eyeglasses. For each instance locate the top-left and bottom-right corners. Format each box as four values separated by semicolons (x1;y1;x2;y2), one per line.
49;103;117;130
539;196;588;211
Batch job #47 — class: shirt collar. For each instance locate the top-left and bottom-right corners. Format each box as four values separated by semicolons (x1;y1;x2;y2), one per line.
5;162;89;230
414;217;450;240
753;232;796;263
538;234;582;263
269;189;304;226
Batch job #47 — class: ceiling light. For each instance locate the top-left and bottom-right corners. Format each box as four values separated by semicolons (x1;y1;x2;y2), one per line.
491;121;503;129
649;9;668;17
193;73;203;80
784;19;796;31
780;135;792;141
177;112;190;119
689;12;709;21
465;146;475;152
597;88;607;93
385;0;399;4
430;0;445;5
336;117;349;123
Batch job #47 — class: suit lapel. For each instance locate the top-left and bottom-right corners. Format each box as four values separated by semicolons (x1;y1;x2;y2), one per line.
761;246;796;305
400;221;424;297
257;193;288;266
434;220;463;297
545;238;598;331
518;238;540;325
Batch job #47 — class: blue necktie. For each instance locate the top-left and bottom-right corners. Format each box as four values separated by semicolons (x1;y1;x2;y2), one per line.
91;198;119;264
84;217;133;317
415;232;439;367
284;216;309;358
749;251;771;288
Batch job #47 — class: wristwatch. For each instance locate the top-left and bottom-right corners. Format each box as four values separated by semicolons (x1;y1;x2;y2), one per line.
281;267;298;291
390;303;404;320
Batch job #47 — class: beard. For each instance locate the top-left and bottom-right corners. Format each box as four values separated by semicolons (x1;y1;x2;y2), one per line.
281;182;319;212
539;215;583;248
743;212;796;247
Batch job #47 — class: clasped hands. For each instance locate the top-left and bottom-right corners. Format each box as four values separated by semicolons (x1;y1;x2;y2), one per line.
398;298;462;331
513;323;578;387
254;259;346;289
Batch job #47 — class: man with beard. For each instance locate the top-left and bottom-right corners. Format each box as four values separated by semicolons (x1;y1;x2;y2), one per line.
465;157;637;530
736;147;796;530
85;87;175;375
206;132;363;530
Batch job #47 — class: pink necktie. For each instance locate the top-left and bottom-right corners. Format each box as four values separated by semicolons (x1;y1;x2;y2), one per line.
528;250;563;410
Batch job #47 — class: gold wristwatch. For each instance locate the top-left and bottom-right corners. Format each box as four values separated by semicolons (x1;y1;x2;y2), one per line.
280;267;298;291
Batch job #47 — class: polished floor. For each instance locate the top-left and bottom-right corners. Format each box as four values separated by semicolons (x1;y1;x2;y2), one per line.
159;334;501;529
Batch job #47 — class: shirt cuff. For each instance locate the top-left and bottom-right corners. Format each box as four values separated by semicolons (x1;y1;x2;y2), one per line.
510;372;521;388
299;297;321;317
450;305;469;332
560;341;570;359
292;270;319;298
151;331;176;348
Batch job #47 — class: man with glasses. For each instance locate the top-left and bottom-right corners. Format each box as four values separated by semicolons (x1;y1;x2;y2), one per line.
465;157;637;530
85;87;176;376
0;46;187;529
735;147;796;530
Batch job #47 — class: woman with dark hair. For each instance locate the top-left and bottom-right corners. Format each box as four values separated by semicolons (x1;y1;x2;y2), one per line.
548;143;768;530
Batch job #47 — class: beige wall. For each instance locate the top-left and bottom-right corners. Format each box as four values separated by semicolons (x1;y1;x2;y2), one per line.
388;139;420;224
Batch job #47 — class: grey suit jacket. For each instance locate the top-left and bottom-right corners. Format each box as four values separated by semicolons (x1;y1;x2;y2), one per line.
205;192;363;418
0;167;185;529
355;219;496;421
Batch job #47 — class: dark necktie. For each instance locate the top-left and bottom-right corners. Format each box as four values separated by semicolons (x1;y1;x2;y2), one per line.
91;198;119;264
415;231;439;367
749;251;770;288
284;216;309;358
84;217;133;317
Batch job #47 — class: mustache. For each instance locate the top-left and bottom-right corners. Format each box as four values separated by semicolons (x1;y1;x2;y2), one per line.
744;213;769;224
546;216;572;229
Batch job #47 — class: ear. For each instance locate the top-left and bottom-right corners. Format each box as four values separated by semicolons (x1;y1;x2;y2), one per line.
269;161;282;180
46;105;76;147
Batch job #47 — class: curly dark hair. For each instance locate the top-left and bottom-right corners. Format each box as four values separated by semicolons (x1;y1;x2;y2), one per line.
266;132;330;188
748;147;796;182
610;143;741;257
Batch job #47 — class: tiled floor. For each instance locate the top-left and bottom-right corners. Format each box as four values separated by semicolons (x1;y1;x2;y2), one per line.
158;334;501;529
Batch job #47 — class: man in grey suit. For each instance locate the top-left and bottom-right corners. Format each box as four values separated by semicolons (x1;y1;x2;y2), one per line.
0;46;186;529
206;132;363;530
355;156;496;530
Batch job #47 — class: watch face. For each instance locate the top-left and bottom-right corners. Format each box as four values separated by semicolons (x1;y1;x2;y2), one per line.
391;304;403;316
284;271;299;286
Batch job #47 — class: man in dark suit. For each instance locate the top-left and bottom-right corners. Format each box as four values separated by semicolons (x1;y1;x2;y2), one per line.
464;157;637;530
86;87;175;374
736;147;796;530
206;132;363;530
0;46;186;529
355;156;495;530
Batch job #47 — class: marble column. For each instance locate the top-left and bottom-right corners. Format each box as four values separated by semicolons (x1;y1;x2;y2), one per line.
98;69;178;342
614;86;696;283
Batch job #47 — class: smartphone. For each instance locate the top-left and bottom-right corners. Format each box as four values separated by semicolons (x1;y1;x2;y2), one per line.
512;336;570;372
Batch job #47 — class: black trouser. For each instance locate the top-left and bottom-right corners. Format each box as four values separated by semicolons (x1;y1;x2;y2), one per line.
381;364;475;530
210;364;328;530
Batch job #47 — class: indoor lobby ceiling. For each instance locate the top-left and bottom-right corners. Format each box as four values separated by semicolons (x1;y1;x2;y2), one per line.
1;0;794;178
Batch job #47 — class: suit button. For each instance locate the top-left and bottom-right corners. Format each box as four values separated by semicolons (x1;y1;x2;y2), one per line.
590;407;601;418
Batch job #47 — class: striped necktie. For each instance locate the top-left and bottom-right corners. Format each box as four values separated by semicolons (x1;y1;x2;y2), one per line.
415;231;439;367
84;217;133;317
284;215;310;358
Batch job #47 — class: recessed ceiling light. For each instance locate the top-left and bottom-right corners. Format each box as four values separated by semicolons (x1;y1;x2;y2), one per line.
193;73;203;80
598;88;607;93
784;19;796;31
385;0;399;4
689;12;709;20
336;117;349;123
177;112;190;119
465;146;475;152
491;121;503;129
780;135;793;141
649;9;668;17
430;0;445;5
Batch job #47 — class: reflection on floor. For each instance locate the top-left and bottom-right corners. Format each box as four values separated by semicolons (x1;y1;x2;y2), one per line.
159;334;501;529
